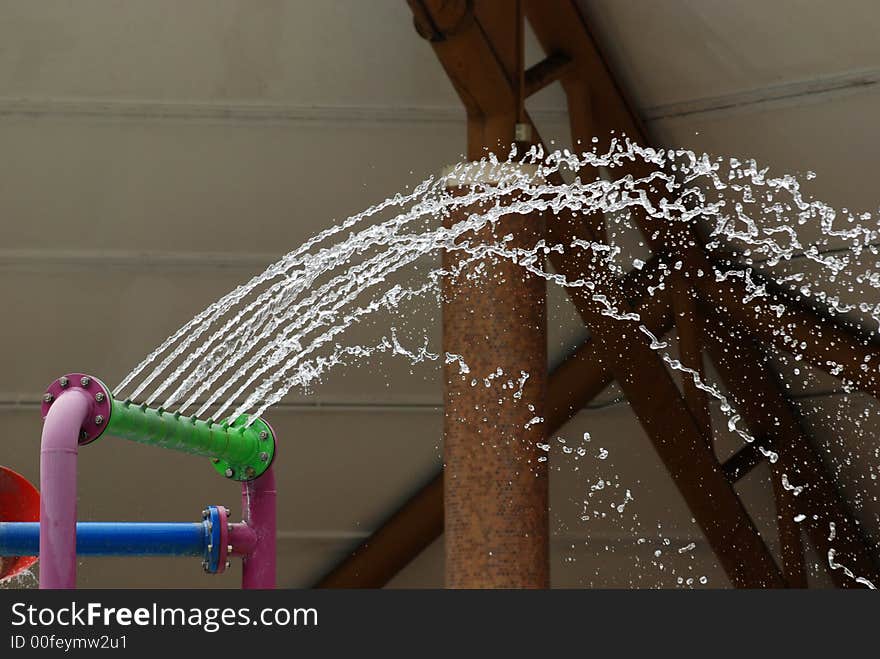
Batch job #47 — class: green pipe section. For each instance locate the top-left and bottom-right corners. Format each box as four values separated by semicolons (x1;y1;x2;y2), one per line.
103;399;275;482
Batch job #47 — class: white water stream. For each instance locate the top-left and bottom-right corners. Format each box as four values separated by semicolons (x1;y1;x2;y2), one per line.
110;139;880;587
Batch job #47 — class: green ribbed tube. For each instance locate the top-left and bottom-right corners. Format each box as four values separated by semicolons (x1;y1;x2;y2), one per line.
104;398;275;481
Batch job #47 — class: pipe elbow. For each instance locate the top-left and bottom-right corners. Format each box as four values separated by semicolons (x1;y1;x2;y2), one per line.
41;388;92;454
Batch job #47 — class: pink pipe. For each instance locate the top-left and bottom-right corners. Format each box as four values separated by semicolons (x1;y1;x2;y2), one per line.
39;388;91;589
228;523;257;556
241;467;276;589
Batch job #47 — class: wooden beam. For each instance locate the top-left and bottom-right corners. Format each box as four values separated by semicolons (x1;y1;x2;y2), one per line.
529;0;782;586
546;212;785;588
527;0;880;407
694;269;880;400
703;305;880;588
524;0;647;145
409;0;518;159
770;466;809;588
524;52;574;97
721;441;772;483
529;0;877;589
319;0;877;591
314;473;444;588
670;277;712;440
547;260;672;429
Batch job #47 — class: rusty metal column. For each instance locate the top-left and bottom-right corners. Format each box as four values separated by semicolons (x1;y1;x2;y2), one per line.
441;163;549;588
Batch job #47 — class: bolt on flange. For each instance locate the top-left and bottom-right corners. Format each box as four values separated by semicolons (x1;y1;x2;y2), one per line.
41;373;113;446
208;415;276;482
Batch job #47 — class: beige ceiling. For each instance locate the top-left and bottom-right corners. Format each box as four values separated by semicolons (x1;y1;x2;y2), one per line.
1;0;877;588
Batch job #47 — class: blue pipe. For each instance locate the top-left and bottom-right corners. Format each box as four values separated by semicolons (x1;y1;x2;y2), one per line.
0;522;207;557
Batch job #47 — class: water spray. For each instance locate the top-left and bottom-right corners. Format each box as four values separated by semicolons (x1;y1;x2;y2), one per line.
3;145;878;590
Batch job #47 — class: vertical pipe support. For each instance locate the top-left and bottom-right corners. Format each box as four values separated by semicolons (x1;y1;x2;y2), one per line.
441;162;549;588
241;467;276;589
39;380;98;589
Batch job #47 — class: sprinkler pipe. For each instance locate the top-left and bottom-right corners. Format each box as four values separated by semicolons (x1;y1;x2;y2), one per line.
2;522;208;557
35;373;277;589
0;514;256;560
0;515;260;582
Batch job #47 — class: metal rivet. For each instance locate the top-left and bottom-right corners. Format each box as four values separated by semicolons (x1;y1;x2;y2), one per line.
79;430;88;440
244;467;256;479
59;377;69;388
202;509;209;520
223;507;230;516
211;458;220;464
207;544;213;552
43;393;54;403
227;544;233;554
225;561;230;569
259;452;269;462
80;376;91;387
202;560;209;571
224;468;235;478
259;430;268;440
94;415;104;425
95;392;105;403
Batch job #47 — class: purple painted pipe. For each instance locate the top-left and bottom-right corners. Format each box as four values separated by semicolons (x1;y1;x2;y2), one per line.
241;467;276;589
39;388;91;589
229;523;257;557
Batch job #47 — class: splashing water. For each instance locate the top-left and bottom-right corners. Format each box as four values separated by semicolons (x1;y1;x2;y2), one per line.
112;137;880;586
115;139;880;417
0;565;38;589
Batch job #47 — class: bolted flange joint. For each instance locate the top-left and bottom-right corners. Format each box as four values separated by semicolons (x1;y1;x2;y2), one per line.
41;373;113;446
202;505;230;575
209;416;277;483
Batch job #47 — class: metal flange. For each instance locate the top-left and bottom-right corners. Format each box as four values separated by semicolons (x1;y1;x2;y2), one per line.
210;415;276;483
41;373;113;446
202;505;230;574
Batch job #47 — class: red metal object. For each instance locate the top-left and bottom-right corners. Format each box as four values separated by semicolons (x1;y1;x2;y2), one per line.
0;467;40;581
